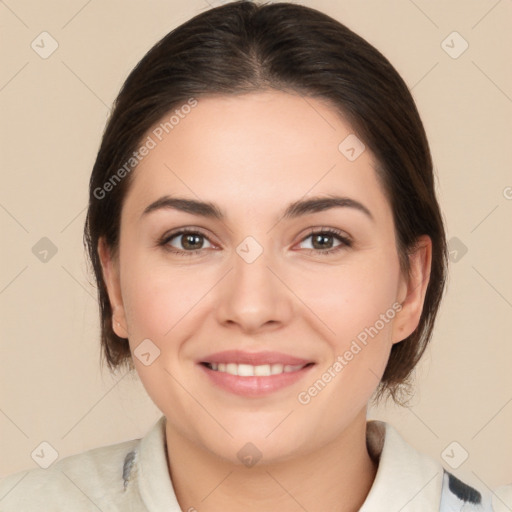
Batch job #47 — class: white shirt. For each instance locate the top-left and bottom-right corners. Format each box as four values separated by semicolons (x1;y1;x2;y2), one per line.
0;416;509;510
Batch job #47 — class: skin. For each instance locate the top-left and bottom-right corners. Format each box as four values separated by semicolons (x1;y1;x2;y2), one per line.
99;91;431;512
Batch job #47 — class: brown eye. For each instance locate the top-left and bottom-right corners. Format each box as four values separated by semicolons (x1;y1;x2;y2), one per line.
298;228;352;255
160;229;214;255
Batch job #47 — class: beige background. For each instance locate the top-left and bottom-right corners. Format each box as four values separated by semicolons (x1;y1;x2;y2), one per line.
1;0;511;492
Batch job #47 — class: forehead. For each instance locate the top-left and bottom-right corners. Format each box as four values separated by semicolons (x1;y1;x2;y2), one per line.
122;91;390;222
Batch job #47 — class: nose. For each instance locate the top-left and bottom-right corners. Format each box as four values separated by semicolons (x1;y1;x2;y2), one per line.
215;243;294;333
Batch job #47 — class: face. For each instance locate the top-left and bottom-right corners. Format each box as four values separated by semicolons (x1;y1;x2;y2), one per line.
99;91;430;465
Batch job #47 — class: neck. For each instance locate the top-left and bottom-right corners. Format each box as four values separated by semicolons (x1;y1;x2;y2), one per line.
165;409;378;512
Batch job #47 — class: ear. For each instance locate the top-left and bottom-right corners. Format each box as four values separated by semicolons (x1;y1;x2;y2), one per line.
391;235;432;344
97;237;128;338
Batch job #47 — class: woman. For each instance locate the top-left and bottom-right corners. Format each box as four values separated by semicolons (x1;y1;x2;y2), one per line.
0;1;509;510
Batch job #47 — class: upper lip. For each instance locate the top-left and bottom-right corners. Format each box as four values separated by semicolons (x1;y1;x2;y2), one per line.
200;350;313;366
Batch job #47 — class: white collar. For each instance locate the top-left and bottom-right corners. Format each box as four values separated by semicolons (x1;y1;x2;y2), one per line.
137;415;180;510
135;416;444;511
360;420;443;510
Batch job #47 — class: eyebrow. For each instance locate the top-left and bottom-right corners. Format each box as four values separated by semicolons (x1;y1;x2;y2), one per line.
140;194;374;222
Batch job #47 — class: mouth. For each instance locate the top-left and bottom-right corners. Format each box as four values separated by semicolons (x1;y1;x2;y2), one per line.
201;361;313;376
198;350;315;397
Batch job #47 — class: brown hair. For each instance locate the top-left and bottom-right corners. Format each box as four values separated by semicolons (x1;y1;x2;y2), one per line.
84;0;447;403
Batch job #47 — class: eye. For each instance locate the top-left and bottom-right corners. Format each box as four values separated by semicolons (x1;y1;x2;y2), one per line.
158;229;214;256
297;228;352;255
157;227;352;257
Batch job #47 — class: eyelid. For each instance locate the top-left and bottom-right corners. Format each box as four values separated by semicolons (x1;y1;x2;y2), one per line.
300;226;352;244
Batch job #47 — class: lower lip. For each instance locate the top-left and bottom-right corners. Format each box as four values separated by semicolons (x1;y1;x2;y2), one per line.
199;364;314;397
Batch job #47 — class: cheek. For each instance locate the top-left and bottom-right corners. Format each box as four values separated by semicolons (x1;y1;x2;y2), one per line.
118;227;214;336
118;256;206;412
122;266;202;342
299;250;401;343
295;250;401;404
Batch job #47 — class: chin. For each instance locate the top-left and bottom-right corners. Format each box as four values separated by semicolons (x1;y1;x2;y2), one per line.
202;420;315;466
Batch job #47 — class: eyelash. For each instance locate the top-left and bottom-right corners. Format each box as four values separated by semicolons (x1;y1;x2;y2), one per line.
157;227;352;257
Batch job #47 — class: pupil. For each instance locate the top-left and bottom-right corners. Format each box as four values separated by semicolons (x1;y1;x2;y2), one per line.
313;234;332;250
183;234;202;250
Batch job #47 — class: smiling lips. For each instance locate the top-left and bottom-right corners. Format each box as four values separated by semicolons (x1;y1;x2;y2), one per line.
199;350;315;397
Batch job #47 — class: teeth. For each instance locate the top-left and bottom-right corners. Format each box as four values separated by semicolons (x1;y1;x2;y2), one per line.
207;362;304;376
226;363;238;375
255;364;271;376
271;364;283;375
237;364;254;376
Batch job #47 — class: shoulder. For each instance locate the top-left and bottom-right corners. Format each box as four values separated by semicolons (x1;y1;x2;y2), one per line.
440;472;512;511
0;437;141;510
362;420;510;511
439;470;495;511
